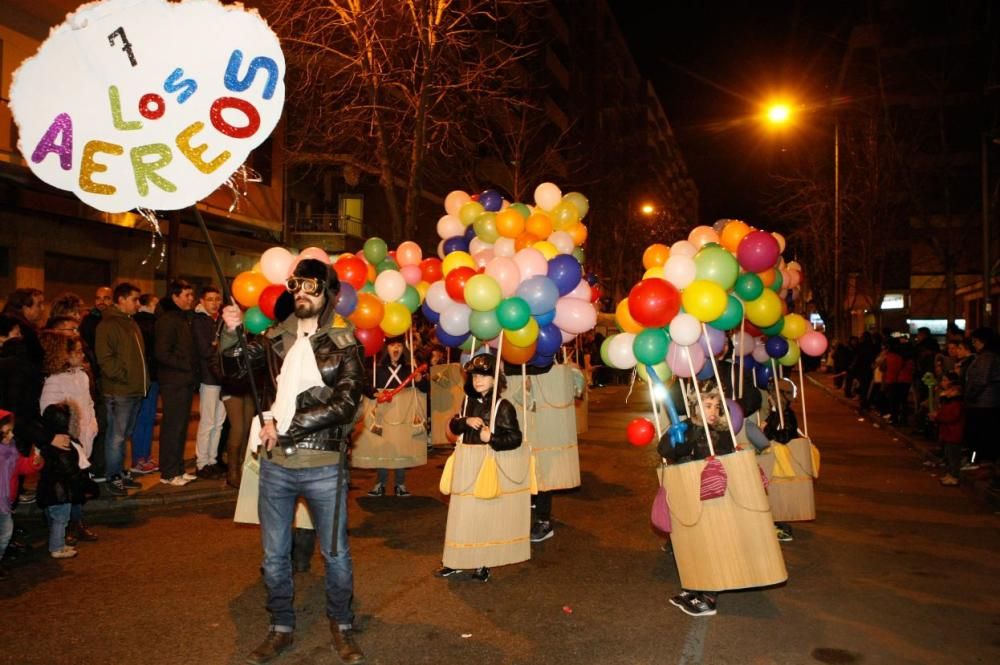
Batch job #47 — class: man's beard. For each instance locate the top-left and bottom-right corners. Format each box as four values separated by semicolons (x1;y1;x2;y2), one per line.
294;295;325;318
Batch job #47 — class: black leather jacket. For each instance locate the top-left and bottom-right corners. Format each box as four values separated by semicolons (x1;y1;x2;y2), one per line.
220;297;365;453
448;382;522;451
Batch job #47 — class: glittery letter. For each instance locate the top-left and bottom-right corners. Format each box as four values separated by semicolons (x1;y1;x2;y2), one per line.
139;93;166;120
209;97;261;139
164;68;197;104
32;113;74;170
176;121;231;174
130;144;176;196
80;140;124;195
108;86;143;131
223;50;278;100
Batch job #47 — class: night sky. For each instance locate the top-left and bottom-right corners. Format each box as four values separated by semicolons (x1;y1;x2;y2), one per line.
611;2;863;230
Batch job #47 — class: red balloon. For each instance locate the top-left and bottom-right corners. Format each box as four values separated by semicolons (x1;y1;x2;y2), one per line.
420;258;443;283
626;418;656;446
445;266;476;303
743;320;763;337
590;285;603;304
257;284;285;320
334;256;368;291
627;278;681;328
354;326;385;358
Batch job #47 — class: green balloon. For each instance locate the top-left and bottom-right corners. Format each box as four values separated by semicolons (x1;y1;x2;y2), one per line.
572;247;586;264
469;310;502;340
376;258;399;273
363;237;387;265
360;281;376;295
399;285;421;313
459;335;475;352
244;306;273;334
473;212;500;243
695;246;739;291
734;272;764;301
459;201;484;226
760;317;785;336
496;297;531;330
708;294;744;331
770;268;784;292
633;328;669;366
509;202;531;219
600;336;614;366
563;192;590;219
778;339;800;366
637;361;671;384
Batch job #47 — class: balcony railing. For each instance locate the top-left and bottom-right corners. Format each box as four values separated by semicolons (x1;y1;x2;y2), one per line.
290;213;363;238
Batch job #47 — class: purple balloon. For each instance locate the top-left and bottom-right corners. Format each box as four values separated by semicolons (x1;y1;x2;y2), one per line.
464;225;478;241
547;254;584;296
698;326;728;357
726;399;744;434
479;189;503;212
444;235;470;254
765;336;789;358
667;341;706;378
334;282;358;316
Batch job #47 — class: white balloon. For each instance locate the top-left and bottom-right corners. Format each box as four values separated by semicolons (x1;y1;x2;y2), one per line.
752;343;771;364
426;281;454;312
494;237;516;258
469;237;493;256
437;239;446;259
534;182;563;211
731;331;754;356
670;240;697;258
437;214;464;240
374;270;406;303
607;333;637;370
548;230;575;254
669;313;701;346
662;255;697;290
439;303;472;336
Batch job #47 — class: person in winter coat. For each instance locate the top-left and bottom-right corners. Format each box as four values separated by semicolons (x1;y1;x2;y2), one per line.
931;372;964;486
155;280;199;486
0;411;43;577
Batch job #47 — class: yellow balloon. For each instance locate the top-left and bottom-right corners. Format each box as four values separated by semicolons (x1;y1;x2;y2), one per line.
681;279;728;322
441;251;475;276
379;302;412;336
745;289;782;327
532;240;559;260
643;266;666;280
781;313;808;340
415;280;430;301
506;317;540;347
251;261;263;274
615;298;645;334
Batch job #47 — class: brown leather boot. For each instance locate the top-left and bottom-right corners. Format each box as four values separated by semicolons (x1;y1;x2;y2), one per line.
329;622;365;664
245;629;294;664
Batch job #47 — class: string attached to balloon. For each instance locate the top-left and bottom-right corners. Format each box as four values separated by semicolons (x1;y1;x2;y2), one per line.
135;207;166;268
222;164;262;213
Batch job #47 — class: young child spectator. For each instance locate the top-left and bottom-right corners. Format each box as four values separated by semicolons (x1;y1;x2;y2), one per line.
931;372;964;486
0;411;43;577
763;377;799;444
37;403;96;559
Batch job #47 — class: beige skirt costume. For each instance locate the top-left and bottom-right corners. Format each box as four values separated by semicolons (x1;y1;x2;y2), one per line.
233;419;314;528
351;387;427;469
757;437;819;522
429;363;465;446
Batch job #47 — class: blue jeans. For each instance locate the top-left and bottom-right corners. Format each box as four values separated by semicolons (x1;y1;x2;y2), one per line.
0;512;12;559
45;503;71;552
259;459;353;629
376;468;406;486
104;395;142;479
132;382;160;464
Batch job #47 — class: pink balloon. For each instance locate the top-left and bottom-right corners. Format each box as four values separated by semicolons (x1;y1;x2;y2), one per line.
485;257;521;297
736;230;780;272
667;342;705;378
663;255;696;289
260;247;294;284
688;226;719;248
444;191;471;217
469;238;491;256
560;329;577;344
299;246;330;264
472;249;495;268
400;264;423;286
799;330;829;357
752;343;770;364
437;214;464;240
731;331;754;356
494;237;516;258
566;278;592;301
396;241;422;266
554;297;597;334
670;240;698;258
513;248;548;280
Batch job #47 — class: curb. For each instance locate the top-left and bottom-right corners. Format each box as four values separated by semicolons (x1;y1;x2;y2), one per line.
16;486;237;519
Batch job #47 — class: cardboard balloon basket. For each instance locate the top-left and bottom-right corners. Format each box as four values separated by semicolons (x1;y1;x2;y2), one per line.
430;363;465;446
661;449;787;592
757;437;818;522
351;388;427;469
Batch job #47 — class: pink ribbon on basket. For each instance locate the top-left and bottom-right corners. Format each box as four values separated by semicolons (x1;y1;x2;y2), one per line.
758;464;770;492
699;456;728;501
650;485;671;533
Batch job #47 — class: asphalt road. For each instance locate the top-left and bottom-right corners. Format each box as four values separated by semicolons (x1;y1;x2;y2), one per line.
3;378;998;665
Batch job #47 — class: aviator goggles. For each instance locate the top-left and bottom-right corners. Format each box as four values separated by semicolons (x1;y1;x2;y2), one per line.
285;276;325;296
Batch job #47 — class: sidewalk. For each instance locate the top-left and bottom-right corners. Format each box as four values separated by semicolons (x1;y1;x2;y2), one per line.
806;367;1000;511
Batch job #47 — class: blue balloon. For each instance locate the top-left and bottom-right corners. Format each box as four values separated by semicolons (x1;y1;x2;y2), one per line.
547;254;584;296
754;363;772;389
479;189;503;212
516;276;559;316
443;235;469;254
334;282;358;316
536;323;563;356
696;359;714;380
765;336;789;358
535;309;556;326
436;327;469;349
464;225;477;241
586;272;599;286
529;352;555;369
421;300;440;324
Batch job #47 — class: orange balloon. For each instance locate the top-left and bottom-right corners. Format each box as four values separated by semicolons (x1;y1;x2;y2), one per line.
720;220;751;253
495;209;526;238
615;298;645;334
501;339;537;364
757;268;777;288
366;262;377;283
567;222;588;246
349;293;384;329
642;243;670;270
525;212;554;239
688;226;719;248
232;271;270;309
514;231;540;252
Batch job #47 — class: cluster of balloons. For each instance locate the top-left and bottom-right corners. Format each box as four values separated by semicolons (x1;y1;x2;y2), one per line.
424;182;599;366
603;219;828;388
230;239;437;355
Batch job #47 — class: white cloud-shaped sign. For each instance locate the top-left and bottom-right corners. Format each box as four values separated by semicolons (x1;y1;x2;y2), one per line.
9;0;285;213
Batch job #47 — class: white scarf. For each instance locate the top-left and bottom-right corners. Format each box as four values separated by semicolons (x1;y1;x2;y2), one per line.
261;317;323;450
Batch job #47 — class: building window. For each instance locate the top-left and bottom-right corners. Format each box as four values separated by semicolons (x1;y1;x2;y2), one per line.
339;195;363;237
44;253;112;301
